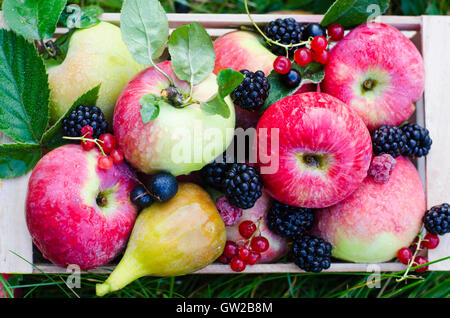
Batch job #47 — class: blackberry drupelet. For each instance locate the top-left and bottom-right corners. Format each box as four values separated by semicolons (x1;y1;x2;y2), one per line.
267;200;314;240
62;105;108;138
372;125;405;158
401;123;432;157
264;18;303;56
230;70;270;112
222;164;262;209
291;234;332;272
423;203;450;235
201;154;231;190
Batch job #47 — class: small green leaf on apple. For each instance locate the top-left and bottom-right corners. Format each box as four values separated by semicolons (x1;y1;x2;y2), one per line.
200;95;231;119
140;94;170;123
59;4;104;29
0;143;42;179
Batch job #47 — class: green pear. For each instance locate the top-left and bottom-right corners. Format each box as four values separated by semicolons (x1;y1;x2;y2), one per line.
46;22;144;123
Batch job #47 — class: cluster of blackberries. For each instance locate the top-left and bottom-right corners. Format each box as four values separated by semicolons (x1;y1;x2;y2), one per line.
372;123;432;158
230;70;270;112
62;105;108;138
264;18;304;56
201;156;263;209
423;203;450;236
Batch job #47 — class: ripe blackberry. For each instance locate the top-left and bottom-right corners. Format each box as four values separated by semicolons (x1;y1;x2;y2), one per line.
372;125;405;158
222;164;262;209
267;200;314;240
201;154;231;190
230;70;270;112
62;105;108;138
264;18;303;56
291;234;332;273
401;123;432;157
423;203;450;235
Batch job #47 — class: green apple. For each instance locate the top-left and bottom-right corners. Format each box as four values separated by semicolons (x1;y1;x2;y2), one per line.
46;22;144;123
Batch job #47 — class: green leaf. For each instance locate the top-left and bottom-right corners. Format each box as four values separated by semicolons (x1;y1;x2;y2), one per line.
261;62;324;112
0;143;42;179
200;95;231;119
139;94;168;123
2;0;67;40
0;29;50;144
320;0;389;28
120;0;169;65
168;22;215;86
59;4;103;29
216;69;245;97
41;85;101;149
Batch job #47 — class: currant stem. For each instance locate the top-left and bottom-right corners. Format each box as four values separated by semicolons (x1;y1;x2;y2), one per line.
63;135;107;156
246;217;263;249
396;226;425;282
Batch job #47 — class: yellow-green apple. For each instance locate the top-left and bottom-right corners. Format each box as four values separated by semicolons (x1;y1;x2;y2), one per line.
113;61;235;176
46;22;144;123
321;23;425;131
313;157;425;263
26;145;138;270
256;92;372;208
226;190;288;263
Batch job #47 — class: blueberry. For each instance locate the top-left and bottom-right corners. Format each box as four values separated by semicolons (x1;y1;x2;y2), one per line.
301;23;326;41
130;185;153;210
146;172;178;202
282;69;302;88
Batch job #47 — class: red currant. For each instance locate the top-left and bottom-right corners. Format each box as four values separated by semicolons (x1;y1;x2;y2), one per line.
423;233;440;249
238;220;256;239
110;149;124;164
99;133;117;154
413;256;429;273
327;24;344;41
81;125;94;137
411;237;425;251
238;246;251;261
251;236;270;253
397;247;412;265
218;254;230;264
310;36;328;52
246;251;261;265
223;241;238;259
230;257;246;272
273;56;291;74
294;48;313;67
313;49;329;64
82;139;96;151
98;156;113;170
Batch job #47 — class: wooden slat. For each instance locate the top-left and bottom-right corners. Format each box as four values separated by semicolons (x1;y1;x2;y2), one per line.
422;16;450;271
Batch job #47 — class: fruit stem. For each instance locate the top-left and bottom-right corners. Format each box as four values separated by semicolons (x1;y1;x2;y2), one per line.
63;135;107;156
363;79;375;90
246;217;263;249
396;227;425;282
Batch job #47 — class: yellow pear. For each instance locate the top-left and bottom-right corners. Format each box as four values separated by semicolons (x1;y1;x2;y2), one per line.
96;183;226;296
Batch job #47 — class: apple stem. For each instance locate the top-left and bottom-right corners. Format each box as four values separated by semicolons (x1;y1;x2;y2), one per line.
363;79;375;90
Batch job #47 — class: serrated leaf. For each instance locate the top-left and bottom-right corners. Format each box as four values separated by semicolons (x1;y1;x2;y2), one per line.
200;95;231;119
261;62;324;112
168;22;215;86
321;0;389;28
2;0;67;40
216;69;245;97
41;85;101;149
0;143;42;179
120;0;169;65
139;94;167;123
0;29;49;144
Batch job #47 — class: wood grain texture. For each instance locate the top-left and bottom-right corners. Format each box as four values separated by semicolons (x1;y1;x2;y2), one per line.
422;16;450;271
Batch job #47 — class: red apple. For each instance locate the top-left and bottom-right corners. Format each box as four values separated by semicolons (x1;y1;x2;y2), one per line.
321;23;425;131
313;157;426;263
0;274;20;298
256;92;372;208
26;145;138;270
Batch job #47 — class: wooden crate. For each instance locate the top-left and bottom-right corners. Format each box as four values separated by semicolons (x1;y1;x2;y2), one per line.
0;14;449;274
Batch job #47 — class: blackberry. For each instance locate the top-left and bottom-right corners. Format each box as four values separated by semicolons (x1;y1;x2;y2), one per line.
372;125;405;158
423;203;450;235
62;105;108;138
264;18;303;56
401;123;432;157
230;70;270;112
222;164;262;209
201;154;231;190
267;201;314;240
291;234;332;273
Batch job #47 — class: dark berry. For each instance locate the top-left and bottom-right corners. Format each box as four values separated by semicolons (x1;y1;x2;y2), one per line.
327;24;344;41
423;203;450;235
230;70;270;112
62;105;108;138
264;18;303;56
146;171;178;202
222;164;263;209
401;123;432;157
291;234;332;273
301;23;326;42
201;154;230;190
423;233;439;249
294;48;313;67
267;200;314;240
130;185;153;210
372;125;405;158
218;254;229;264
273;56;291;74
282;69;301;88
251;236;269;253
174;0;190;13
397;247;412;265
239;220;256;239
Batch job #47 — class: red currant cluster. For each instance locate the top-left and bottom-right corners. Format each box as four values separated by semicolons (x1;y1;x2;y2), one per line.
272;24;344;74
218;220;270;272
75;125;124;170
397;233;439;273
